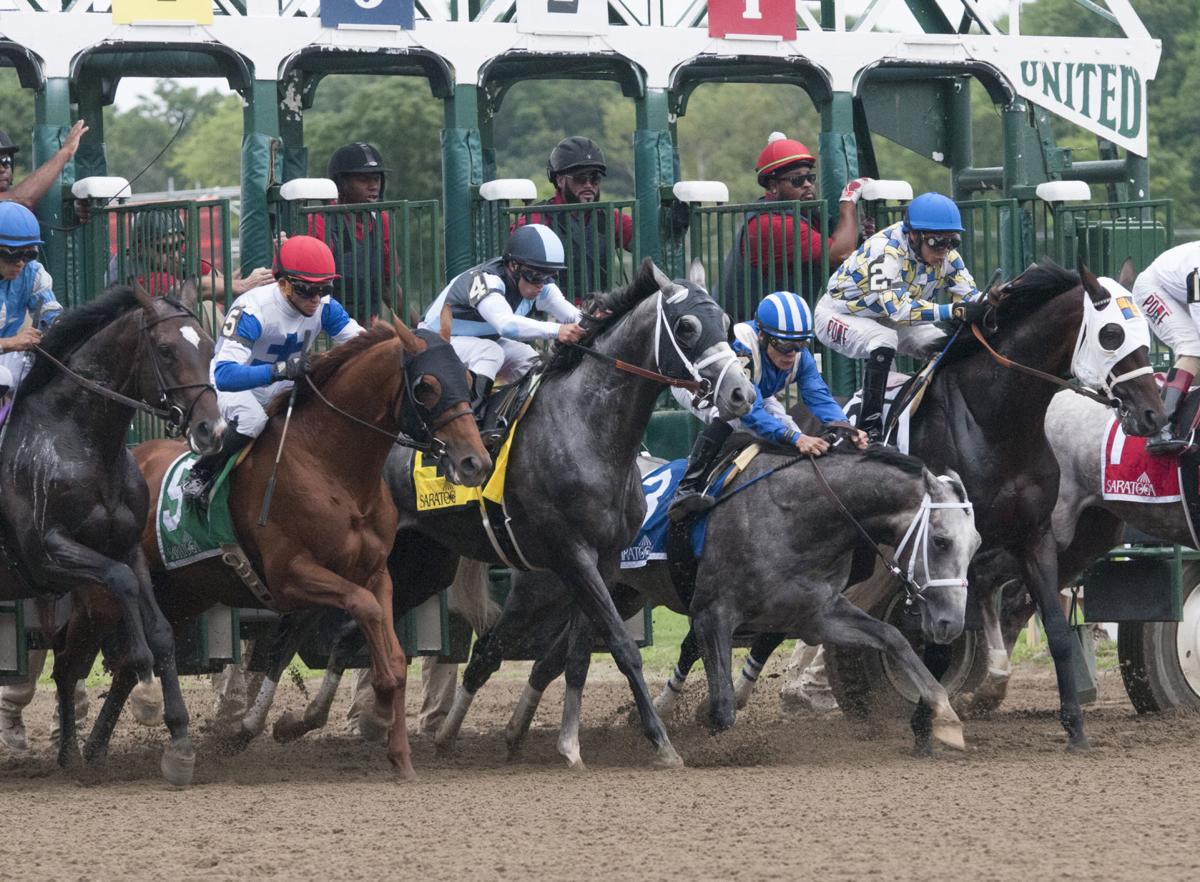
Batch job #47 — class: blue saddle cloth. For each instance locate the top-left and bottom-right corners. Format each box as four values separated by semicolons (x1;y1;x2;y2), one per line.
619;460;722;569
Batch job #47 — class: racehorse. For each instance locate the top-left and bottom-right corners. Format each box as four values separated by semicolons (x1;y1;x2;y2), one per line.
265;258;755;769
78;315;489;780
0;283;223;780
480;444;979;766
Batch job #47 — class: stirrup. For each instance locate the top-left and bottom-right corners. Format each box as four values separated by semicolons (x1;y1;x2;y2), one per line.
1146;436;1190;457
667;490;715;523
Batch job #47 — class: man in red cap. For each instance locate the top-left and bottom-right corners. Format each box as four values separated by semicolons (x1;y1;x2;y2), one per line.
721;132;871;321
180;234;366;504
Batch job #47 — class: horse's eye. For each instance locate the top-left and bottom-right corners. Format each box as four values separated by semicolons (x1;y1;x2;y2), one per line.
674;315;701;347
1097;322;1125;351
156;343;175;359
932;536;950;551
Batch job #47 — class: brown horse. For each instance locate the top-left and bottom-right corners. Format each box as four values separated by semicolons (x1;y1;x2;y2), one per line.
80;315;489;779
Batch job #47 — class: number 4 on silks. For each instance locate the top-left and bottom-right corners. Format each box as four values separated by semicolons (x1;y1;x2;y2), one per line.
707;0;797;40
320;0;413;29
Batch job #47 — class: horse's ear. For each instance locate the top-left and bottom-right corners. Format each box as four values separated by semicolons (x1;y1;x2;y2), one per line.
392;315;422;351
176;277;201;311
1077;261;1108;306
408;305;421;328
687;258;707;290
132;280;155;310
650;260;672;292
438;300;453;344
1118;257;1136;289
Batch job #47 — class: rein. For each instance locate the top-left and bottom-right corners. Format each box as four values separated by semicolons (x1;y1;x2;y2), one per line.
969;323;1112;406
565;341;707;393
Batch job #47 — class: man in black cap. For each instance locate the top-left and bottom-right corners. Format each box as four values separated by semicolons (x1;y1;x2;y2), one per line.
0;120;88;210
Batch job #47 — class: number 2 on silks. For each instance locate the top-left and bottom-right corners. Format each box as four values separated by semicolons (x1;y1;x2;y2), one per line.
641;469;677;527
867;257;889;294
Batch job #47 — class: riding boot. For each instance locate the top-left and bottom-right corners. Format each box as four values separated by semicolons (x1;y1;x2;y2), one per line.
668;420;734;523
470;374;503;452
857;346;895;444
180;429;255;507
1146;368;1194;456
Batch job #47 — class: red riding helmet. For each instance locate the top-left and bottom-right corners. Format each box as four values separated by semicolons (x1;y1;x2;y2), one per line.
755;132;816;187
274;235;340;283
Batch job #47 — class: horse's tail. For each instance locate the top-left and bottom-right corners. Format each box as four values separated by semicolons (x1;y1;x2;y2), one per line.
447;558;501;635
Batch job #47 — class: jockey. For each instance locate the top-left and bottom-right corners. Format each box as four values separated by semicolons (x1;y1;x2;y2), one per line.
419;223;585;422
181;235;366;502
814;192;983;442
1131;240;1200;454
668;291;868;521
0;202;62;395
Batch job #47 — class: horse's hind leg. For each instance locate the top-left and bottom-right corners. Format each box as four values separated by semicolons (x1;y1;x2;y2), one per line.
692;607;737;733
242;611;318;743
84;663;137;764
816;595;964;753
504;616;573;757
655;627;701;717
51;611;99;770
270;611;348;744
556;613;595;771
734;632;786;708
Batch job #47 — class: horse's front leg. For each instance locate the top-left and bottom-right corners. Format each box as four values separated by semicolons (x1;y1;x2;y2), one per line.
272;613;361;744
655;627;701;718
557;552;683;768
1022;530;1088;751
691;604;737;732
556;612;595;770
51;600;101;770
504;616;572;758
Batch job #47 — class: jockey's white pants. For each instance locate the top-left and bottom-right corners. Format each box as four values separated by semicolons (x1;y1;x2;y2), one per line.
0;350;34;392
1132;277;1200;359
217;379;293;438
449;336;539;384
814;295;946;360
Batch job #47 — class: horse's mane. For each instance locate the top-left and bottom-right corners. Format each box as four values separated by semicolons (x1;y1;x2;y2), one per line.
940;259;1079;367
22;286;189;397
542;257;663;377
850;442;927;477
267;321;399;416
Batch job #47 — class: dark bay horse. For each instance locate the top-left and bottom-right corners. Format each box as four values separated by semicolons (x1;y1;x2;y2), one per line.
0;284;223;781
270;258;755;768
490;445;979;766
80;317;489;780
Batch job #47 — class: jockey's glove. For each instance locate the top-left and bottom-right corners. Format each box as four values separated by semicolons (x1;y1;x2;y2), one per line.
272;351;310;382
952;299;989;325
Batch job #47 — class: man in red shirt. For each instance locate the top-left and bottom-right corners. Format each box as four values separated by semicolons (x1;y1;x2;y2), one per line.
518;136;633;301
721;132;871;322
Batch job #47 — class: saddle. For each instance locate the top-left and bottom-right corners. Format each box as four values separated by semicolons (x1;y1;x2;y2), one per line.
478;367;542;451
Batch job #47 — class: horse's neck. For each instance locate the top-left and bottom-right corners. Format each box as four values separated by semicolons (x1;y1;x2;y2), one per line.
290;340;403;494
845;466;923;545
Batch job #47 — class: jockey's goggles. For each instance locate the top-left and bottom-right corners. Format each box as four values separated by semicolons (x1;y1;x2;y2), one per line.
921;234;961;251
566;170;604;186
289;280;333;300
0;156;13;169
765;335;810;354
518;267;557;286
780;172;817;187
0;247;38;264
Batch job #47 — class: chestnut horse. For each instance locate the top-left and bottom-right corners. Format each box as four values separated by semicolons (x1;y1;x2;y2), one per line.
80;316;489;779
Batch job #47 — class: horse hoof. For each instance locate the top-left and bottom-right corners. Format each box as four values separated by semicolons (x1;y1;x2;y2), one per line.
82;741;108;765
933;720;966;751
1067;736;1092;755
390;757;417;781
565;756;587;773
912;740;934;759
129;680;164;727
355;713;389;745
272;711;309;744
161;743;196;787
654;744;685;769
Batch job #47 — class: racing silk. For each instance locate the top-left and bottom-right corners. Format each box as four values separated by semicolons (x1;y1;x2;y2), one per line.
1135;241;1200;306
211;282;364;392
720;196;824;323
731;320;847;445
421;256;581;341
0;260;61;336
516;193;634;302
826;221;979;323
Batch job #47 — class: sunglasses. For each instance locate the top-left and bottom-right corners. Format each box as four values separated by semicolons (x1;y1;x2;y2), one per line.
781;173;817;187
0;156;13;169
518;268;557;286
0;247;38;264
922;235;962;251
566;171;604;186
766;336;809;354
290;281;332;300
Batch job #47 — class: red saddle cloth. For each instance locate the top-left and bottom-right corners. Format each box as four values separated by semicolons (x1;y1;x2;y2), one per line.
1101;418;1181;503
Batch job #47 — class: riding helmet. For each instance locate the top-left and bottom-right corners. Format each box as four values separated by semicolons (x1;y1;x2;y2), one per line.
547;136;607;184
756;292;814;341
0;130;18;155
504;224;567;272
131;208;186;246
274;235;340;283
903;192;964;233
0;202;43;248
755;132;816;188
327;142;389;197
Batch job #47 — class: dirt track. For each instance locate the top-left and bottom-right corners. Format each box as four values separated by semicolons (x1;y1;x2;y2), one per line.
1;659;1197;881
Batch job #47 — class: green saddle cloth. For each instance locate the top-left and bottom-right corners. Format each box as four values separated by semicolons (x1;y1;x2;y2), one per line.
155;451;240;571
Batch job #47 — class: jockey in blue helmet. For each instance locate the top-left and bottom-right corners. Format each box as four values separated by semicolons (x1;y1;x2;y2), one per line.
813;191;983;443
668;291;867;521
0;202;62;395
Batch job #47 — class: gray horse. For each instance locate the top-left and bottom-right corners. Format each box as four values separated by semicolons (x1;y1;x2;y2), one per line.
268;258;754;768
443;444;980;766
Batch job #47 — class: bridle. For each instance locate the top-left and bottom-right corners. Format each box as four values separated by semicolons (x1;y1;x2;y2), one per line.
34;302;215;438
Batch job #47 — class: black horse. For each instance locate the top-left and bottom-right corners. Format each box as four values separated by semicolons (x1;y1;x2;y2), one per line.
0;283;223;783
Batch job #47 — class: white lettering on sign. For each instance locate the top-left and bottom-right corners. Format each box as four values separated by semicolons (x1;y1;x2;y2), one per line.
1019;61;1141;139
743;0;762;20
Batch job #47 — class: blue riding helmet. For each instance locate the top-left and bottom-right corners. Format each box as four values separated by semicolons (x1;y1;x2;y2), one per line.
756;291;814;341
504;223;567;272
903;192;964;233
0;202;43;248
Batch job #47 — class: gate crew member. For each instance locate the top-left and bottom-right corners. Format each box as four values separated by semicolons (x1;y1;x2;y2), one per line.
668;291;868;521
420;224;585;418
1131;240;1200;454
815;192;984;443
181;235;365;502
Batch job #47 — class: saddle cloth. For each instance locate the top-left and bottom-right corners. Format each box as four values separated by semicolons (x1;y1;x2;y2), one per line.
1101;417;1183;503
156;450;243;569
